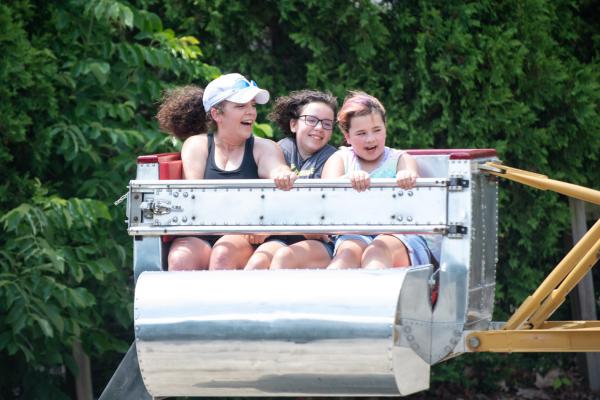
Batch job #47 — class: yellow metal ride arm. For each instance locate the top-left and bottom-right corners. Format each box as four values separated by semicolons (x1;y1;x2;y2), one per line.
467;162;600;352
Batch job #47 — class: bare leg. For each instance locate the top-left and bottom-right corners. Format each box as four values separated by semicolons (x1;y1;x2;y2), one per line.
271;240;331;269
245;241;285;270
168;237;211;271
209;235;254;270
327;239;368;269
362;234;410;269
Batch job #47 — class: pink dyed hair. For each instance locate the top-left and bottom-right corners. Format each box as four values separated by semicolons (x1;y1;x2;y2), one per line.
337;91;386;133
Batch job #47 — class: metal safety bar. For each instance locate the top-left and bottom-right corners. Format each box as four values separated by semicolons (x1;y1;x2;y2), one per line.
129;177;449;189
127;177;452;236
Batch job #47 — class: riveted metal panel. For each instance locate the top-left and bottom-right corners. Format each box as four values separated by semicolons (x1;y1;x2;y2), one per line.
127;179;448;236
135;269;429;397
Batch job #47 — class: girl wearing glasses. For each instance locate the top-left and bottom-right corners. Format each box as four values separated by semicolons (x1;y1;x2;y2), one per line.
156;73;297;271
322;91;435;269
244;90;338;270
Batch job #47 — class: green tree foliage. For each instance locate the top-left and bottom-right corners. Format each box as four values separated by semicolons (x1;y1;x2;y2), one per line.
1;0;598;397
0;0;218;397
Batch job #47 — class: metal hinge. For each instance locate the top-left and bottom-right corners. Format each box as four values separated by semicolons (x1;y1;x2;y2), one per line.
447;224;468;238
448;176;470;191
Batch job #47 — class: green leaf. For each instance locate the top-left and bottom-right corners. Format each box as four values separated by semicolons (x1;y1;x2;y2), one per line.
69;288;96;308
88;62;110;85
34;317;54;338
120;5;134;28
253;123;273;138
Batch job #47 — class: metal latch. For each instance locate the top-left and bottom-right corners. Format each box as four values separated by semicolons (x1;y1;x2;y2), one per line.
448;176;469;191
447;224;468;238
140;200;173;219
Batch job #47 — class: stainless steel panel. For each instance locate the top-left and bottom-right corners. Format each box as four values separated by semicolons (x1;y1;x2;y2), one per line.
127;179;448;235
133;237;164;283
396;266;435;362
136;162;159;180
414;155;450;178
465;162;498;330
135;269;430;397
130;177;447;189
427;159;472;362
129;224;448;236
98;343;152;400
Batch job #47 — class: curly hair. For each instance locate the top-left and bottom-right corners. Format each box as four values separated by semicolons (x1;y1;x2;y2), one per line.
268;90;337;136
156;85;209;140
337;91;386;134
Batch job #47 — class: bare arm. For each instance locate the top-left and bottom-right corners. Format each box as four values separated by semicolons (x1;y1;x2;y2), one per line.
321;151;345;178
254;137;296;190
180;134;209;179
395;152;419;189
322;151;370;191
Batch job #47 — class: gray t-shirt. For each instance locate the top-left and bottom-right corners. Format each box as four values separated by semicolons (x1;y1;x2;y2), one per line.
278;137;336;178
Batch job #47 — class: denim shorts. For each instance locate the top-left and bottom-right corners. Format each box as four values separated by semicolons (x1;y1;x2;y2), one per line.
333;234;434;267
333;234;376;255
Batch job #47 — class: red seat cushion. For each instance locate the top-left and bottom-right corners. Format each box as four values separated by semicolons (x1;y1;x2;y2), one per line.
159;160;182;180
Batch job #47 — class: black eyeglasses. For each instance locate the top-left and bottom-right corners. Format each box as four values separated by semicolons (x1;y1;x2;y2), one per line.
298;115;334;131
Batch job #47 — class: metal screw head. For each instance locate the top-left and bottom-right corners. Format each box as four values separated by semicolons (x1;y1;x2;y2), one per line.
173;191;179;197
468;336;481;349
183;192;188;197
134;194;139;200
182;216;188;223
172;217;178;223
133;216;139;222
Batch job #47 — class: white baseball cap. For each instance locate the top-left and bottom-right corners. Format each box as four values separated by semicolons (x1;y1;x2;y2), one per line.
202;73;270;112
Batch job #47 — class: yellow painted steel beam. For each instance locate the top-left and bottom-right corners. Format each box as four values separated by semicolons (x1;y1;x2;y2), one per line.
528;237;600;327
502;214;600;330
480;162;600;330
483;162;600;205
467;325;600;352
539;321;600;329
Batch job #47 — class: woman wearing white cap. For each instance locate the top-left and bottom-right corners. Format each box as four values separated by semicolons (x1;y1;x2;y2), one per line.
157;73;297;271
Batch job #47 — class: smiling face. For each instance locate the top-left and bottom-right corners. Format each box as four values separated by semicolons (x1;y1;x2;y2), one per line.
344;111;387;165
211;100;257;140
290;102;334;160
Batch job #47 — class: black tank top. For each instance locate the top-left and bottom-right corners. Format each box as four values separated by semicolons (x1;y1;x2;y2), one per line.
203;133;259;179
